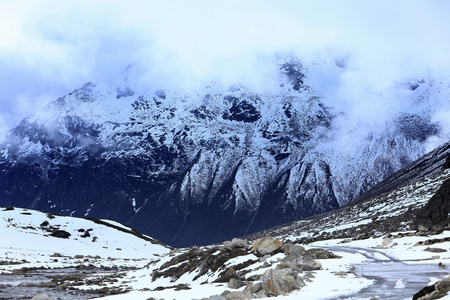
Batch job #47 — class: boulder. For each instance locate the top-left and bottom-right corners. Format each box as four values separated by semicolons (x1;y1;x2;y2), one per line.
382;237;393;247
208;295;225;300
435;278;450;292
246;282;264;294
31;293;51;300
260;267;305;295
209;295;225;300
302;260;322;271
252;237;282;255
232;238;248;248
264;277;292;295
424;247;447;253
224;238;248;250
226;291;252;300
246;274;261;281
51;230;71;239
304;248;341;259
413;277;450;300
283;243;305;261
228;278;246;289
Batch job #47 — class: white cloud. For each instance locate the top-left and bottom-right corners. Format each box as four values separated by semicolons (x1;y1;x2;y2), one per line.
0;0;450;133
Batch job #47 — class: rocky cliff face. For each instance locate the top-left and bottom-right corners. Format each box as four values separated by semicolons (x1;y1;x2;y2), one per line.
0;57;448;247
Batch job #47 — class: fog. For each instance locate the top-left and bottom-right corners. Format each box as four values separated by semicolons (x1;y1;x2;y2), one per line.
1;0;450;142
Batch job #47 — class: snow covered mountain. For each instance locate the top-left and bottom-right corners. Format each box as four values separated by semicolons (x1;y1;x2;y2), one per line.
0;55;449;247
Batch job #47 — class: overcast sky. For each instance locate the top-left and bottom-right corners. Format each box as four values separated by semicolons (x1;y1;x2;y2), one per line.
1;0;450;135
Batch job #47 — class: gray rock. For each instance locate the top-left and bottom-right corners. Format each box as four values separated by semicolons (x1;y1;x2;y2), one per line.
226;291;252;300
208;295;225;300
415;179;450;232
232;238;248;248
264;277;292;295
228;278;246;289
436;277;450;291
260;267;305;295
246;282;264;293
414;277;450;299
31;293;50;300
303;260;322;270
223;238;248;250
283;243;305;257
424;247;447;253
246;274;261;281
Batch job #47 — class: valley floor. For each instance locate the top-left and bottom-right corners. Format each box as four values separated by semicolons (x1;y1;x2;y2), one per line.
88;232;450;300
3;227;450;299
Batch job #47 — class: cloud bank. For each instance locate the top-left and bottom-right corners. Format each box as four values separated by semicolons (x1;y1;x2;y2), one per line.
1;0;450;136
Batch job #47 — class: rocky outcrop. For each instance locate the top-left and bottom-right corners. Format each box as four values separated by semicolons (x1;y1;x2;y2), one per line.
415;178;450;232
352;142;450;205
152;237;334;299
413;277;450;300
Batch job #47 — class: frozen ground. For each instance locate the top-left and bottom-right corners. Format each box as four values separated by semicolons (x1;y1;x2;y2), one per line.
0;207;169;299
86;232;450;300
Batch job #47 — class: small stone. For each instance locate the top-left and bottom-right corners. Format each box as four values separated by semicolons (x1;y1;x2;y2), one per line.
424;247;447;253
382;237;393;247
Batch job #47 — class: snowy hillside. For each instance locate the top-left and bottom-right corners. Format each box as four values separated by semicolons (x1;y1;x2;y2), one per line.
1;55;449;246
2;159;450;299
0;206;169;299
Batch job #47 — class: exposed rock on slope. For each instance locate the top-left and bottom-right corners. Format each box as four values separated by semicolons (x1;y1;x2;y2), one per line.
415;178;450;232
149;236;330;299
246;167;450;244
352;141;450;204
413;277;450;300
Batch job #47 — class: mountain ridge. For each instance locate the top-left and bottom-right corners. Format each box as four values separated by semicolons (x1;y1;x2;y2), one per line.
0;56;449;246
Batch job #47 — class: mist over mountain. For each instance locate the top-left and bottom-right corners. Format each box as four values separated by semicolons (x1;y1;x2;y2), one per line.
1;54;448;247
